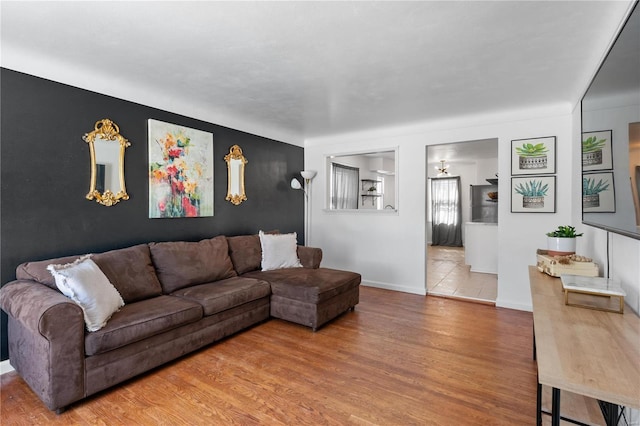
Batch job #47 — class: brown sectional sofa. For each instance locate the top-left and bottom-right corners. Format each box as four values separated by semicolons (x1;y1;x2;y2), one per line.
0;234;361;412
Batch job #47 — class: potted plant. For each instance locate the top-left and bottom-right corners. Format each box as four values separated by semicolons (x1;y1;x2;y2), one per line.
514;180;549;208
582;136;606;166
582;177;610;208
516;142;548;170
546;225;583;256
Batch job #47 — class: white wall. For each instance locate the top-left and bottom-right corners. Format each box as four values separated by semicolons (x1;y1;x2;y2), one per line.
475;157;499;183
305;104;575;307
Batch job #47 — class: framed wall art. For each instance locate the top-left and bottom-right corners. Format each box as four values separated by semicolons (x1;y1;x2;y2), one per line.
511;175;556;213
148;119;214;218
511;136;556;175
582;171;615;213
582;130;613;171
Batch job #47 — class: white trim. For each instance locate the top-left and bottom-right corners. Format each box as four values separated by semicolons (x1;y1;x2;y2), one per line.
361;280;427;296
0;360;15;375
496;298;533;312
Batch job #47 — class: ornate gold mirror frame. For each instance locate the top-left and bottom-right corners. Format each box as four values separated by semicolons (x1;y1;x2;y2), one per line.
83;119;131;206
225;144;248;205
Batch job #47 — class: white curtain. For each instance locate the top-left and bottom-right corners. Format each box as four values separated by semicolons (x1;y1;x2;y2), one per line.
331;163;359;209
431;176;462;246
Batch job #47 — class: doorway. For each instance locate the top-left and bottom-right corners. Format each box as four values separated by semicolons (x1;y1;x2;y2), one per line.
426;139;498;303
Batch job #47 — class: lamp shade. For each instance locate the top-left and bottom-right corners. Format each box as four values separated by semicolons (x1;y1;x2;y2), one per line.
300;170;317;180
290;178;302;190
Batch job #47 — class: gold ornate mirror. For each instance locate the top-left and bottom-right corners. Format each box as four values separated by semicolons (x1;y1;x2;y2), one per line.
225;144;247;205
83;119;131;206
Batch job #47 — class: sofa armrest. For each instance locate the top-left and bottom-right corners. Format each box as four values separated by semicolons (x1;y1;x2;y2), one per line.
297;246;322;269
1;280;83;337
0;280;85;411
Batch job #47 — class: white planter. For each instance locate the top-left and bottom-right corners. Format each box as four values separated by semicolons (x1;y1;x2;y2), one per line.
547;237;576;256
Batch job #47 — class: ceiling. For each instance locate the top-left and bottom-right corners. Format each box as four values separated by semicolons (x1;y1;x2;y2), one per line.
428;138;497;166
1;1;635;146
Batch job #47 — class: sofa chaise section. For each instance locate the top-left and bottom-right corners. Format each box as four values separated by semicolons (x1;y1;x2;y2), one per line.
243;267;361;331
228;234;361;331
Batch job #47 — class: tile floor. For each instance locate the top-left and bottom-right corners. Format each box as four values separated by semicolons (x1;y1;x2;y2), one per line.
427;245;497;303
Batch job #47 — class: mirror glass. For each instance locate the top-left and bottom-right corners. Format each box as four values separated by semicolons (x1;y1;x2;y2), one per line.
581;4;640;239
225;145;247;205
326;149;397;211
83;119;130;206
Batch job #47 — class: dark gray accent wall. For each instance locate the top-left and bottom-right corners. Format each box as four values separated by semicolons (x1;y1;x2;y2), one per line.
0;68;304;360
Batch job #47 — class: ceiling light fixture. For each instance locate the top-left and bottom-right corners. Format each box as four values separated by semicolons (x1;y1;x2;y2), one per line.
436;160;450;177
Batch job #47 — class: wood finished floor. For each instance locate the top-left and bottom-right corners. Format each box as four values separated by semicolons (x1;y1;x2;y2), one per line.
1;287;603;425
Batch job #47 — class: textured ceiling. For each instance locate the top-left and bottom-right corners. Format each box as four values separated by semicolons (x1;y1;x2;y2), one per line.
0;1;635;145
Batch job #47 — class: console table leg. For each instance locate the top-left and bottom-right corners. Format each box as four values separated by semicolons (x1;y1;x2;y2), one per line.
536;382;542;426
598;401;619;426
552;387;561;426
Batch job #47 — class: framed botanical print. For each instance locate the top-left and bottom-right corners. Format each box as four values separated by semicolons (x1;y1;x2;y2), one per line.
582;130;613;171
583;171;615;213
511;175;556;213
511;136;556;175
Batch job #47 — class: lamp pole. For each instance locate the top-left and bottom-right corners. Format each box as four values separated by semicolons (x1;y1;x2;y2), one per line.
300;170;317;245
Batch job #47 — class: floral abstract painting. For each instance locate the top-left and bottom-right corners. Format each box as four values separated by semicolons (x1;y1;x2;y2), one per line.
148;119;213;218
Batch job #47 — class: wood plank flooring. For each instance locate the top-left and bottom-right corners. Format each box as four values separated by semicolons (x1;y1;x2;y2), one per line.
0;287;601;425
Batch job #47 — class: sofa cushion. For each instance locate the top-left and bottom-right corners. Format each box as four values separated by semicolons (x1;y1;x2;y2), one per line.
227;234;261;275
171;277;271;316
149;236;237;294
297;246;323;269
242;267;361;304
17;254;83;290
47;255;124;332
227;230;280;275
93;244;162;303
85;295;202;356
259;231;302;271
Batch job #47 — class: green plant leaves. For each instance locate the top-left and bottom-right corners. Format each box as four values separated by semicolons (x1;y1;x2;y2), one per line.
514;179;549;196
582;177;609;195
515;143;548;157
546;225;583;238
581;136;606;153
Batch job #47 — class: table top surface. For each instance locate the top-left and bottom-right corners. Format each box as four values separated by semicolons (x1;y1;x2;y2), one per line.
561;275;626;297
529;266;640;408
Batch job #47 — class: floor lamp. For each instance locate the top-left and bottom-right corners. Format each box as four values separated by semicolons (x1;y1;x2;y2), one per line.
290;170;317;245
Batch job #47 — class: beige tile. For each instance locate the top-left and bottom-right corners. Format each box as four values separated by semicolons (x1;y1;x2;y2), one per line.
427;245;497;303
454;286;482;298
434;280;460;290
478;286;497;300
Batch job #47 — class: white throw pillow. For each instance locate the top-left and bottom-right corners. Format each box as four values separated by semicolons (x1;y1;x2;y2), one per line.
259;231;303;271
47;255;124;332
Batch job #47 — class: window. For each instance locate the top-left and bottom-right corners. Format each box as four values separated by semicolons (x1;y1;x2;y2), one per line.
330;163;359;209
326;149;397;211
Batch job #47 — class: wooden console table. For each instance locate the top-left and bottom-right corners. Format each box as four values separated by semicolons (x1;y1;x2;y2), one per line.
529;266;640;426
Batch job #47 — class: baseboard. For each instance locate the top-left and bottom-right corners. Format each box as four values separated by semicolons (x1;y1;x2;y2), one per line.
1;359;15;375
469;267;498;274
361;280;427;296
496;298;533;312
